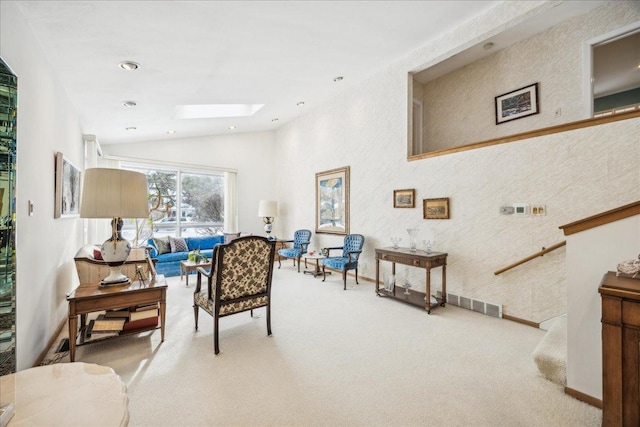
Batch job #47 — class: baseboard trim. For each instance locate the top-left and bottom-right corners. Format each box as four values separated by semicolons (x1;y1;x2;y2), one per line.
564;386;602;409
33;317;67;367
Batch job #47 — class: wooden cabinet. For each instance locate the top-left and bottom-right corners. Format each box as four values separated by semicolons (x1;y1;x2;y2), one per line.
375;247;447;314
599;271;640;426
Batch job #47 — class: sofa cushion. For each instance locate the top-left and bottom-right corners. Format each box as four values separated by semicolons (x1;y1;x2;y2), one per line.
152;236;171;255
186;235;224;251
169;236;188;253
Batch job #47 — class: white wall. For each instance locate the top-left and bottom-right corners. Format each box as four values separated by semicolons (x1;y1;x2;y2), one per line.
273;1;640;325
101;131;277;238
1;1;84;369
566;215;640;400
422;2;640;151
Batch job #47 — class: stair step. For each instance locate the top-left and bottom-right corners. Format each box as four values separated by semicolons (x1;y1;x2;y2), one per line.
532;315;567;385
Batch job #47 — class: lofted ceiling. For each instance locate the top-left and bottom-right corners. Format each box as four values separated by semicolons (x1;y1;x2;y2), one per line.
11;1;629;145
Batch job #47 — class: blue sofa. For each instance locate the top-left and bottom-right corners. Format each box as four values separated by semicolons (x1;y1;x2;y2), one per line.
147;235;224;277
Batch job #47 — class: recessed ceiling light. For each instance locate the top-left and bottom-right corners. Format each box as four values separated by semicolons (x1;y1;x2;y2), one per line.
125;126;137;131
297;101;305;106
166;130;176;134
333;76;344;82
483;42;495;51
122;101;137;107
228;125;236;130
119;61;140;71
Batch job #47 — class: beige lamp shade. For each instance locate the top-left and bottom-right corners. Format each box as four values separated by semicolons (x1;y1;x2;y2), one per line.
258;200;277;218
80;168;149;219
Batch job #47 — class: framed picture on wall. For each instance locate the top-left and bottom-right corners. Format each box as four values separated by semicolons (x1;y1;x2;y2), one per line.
316;166;350;235
393;189;415;208
54;152;81;218
423;197;450;220
495;83;539;124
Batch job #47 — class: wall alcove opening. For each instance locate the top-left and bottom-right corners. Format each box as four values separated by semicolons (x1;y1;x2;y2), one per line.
407;2;640;160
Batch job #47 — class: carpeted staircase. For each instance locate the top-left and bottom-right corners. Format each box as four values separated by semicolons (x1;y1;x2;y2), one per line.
532;315;567;385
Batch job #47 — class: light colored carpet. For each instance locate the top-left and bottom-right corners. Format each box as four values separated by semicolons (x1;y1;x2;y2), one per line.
46;266;601;426
532;315;567;385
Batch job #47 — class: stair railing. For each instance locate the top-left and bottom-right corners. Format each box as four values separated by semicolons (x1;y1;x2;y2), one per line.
494;241;566;275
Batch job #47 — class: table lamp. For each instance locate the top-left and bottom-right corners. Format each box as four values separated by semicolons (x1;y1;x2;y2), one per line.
80;168;149;285
258;200;277;238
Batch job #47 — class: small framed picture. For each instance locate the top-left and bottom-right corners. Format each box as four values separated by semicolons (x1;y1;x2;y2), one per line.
393;189;415;208
495;83;539;125
423;198;450;220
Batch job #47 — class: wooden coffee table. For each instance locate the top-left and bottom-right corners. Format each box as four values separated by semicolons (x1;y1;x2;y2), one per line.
66;275;167;362
301;253;330;278
180;259;211;286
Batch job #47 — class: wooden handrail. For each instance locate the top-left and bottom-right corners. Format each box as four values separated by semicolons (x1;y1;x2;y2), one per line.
494;241;566;275
559;200;640;236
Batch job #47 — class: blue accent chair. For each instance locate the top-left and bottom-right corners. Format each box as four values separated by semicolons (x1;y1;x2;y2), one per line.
277;229;312;272
322;234;365;290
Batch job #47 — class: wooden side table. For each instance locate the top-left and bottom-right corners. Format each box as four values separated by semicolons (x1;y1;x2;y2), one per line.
180;259;211;286
599;271;640;426
301;253;330;278
375;247;447;314
66;275;167;362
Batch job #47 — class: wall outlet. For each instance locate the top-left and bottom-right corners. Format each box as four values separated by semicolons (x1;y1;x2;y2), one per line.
532;205;546;216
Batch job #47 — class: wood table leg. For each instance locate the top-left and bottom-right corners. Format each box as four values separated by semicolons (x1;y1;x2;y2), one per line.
160;294;166;342
375;259;380;295
68;314;77;362
426;268;432;314
441;264;447;306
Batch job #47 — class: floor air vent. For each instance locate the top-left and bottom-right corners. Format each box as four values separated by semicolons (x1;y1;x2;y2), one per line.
437;291;502;318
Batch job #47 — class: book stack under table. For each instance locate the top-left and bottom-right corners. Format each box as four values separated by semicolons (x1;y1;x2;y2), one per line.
85;303;159;340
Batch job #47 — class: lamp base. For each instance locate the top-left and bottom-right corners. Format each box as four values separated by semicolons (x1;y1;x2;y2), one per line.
99;217;132;286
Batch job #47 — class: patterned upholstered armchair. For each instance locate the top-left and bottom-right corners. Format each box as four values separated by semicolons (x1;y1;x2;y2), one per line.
277;229;312;272
194;235;276;354
322;234;365;290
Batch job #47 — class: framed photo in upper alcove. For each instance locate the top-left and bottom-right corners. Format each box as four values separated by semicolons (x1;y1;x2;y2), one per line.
495;83;539;125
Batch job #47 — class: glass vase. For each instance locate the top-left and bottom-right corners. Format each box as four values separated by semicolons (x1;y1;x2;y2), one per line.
407;228;418;252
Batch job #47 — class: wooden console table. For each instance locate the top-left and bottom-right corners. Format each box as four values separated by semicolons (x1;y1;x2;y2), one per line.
375;247;447;314
599;271;640;426
67;275;167;362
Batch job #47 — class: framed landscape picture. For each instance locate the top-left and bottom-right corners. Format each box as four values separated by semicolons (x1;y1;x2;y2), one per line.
423;197;450;220
393;189;415;208
54;151;81;218
316;166;350;235
495;83;539;124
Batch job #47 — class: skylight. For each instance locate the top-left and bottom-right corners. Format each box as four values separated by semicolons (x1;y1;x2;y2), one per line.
173;104;264;119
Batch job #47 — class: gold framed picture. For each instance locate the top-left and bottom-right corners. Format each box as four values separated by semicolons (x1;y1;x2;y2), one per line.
393;189;415;208
423;197;450;219
316;166;350;235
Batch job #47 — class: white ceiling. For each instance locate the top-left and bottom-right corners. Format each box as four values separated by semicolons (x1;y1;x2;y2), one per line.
12;1;628;145
12;0;501;144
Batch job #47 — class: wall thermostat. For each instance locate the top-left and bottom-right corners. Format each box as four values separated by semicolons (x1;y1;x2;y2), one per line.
512;203;530;217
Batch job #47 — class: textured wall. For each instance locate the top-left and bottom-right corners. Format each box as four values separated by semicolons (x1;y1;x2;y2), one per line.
275;1;640;323
422;1;640;151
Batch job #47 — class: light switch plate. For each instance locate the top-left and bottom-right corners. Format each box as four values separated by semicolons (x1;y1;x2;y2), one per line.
500;206;514;215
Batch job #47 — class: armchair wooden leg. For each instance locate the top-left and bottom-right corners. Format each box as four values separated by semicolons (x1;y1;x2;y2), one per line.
267;304;272;336
193;304;199;330
322;266;326;282
355;268;359;285
250;309;253;317
297;256;301;273
278;258;281;269
343;271;347;290
214;315;220;355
